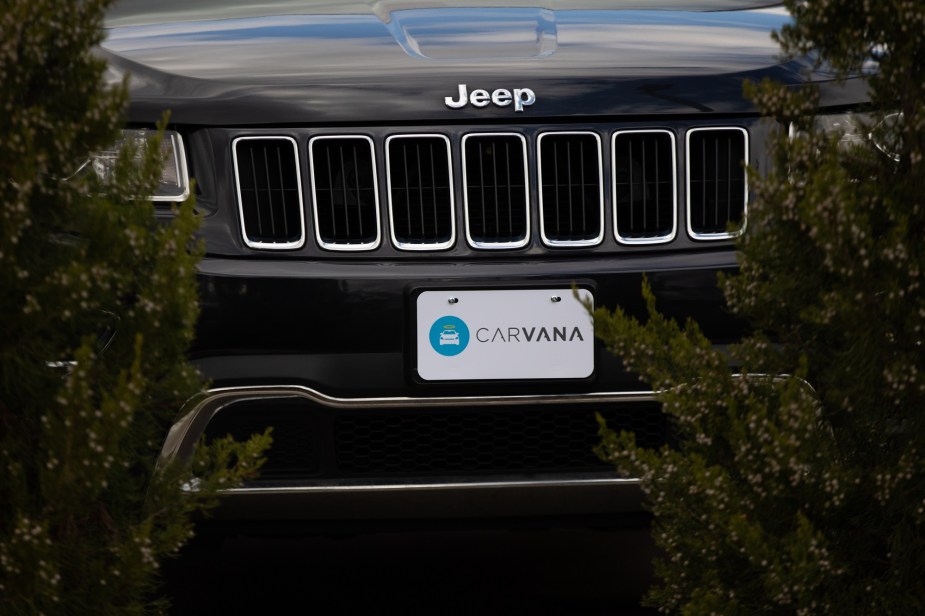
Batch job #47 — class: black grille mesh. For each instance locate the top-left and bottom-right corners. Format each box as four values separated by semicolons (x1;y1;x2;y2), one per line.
613;131;675;240
464;135;529;246
311;137;379;247
688;129;747;235
388;137;454;247
204;402;322;477
234;138;303;246
202;399;668;480
539;133;602;244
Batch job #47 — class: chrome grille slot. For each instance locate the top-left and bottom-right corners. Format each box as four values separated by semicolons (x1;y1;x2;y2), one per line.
233;137;305;250
462;133;530;249
613;130;676;244
537;132;603;247
386;135;455;250
687;127;748;239
309;136;380;250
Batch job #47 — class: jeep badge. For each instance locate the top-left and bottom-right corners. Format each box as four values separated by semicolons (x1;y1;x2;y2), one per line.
444;84;536;112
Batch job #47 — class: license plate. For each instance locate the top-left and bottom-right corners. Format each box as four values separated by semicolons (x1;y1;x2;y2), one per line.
416;288;594;381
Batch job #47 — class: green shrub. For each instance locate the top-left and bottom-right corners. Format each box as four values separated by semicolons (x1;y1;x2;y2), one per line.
594;1;925;613
0;0;269;612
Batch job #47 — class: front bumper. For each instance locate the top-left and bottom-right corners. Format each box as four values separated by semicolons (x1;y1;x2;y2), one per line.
161;386;653;520
165;250;737;520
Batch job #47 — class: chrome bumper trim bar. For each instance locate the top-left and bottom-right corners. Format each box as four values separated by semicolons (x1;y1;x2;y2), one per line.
158;384;656;471
223;476;639;496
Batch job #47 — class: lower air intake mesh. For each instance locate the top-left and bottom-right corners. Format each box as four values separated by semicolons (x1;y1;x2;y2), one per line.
202;399;669;480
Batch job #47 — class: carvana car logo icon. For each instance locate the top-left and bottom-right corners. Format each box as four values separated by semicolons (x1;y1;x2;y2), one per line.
429;316;470;356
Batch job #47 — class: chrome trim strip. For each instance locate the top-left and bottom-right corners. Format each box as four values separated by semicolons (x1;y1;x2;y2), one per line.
308;134;382;252
232;135;307;250
537;131;604;248
685;126;749;241
190;385;657;409
151;131;191;203
612;129;678;246
157;385;657;470
221;477;639;495
385;134;456;251
46;361;77;369
461;132;531;250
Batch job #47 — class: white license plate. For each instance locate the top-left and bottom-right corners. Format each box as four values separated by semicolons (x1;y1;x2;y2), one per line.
416;288;594;381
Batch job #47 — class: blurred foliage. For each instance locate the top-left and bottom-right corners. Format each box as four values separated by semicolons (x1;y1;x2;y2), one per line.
594;1;925;613
0;0;269;613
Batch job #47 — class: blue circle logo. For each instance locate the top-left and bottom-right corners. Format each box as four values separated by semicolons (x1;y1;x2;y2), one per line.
429;316;470;356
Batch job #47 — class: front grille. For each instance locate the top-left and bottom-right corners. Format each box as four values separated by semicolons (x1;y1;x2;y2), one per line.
233;137;305;249
202;399;669;480
537;132;603;246
227;125;753;252
462;134;530;248
613;130;676;243
386;135;455;250
687;127;748;238
309;136;381;250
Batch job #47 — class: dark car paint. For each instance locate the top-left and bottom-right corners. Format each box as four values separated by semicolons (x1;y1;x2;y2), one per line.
100;1;826;392
102;3;866;125
109;1;867;519
192;251;735;396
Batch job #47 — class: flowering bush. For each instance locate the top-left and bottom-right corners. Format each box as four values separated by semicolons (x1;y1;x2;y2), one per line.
594;1;925;613
0;0;269;612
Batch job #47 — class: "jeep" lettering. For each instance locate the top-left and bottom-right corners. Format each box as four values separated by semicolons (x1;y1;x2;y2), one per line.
444;84;536;112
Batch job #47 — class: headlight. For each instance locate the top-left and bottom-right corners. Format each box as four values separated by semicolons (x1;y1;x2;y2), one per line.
869;112;903;161
813;112;871;149
74;129;190;202
794;111;903;161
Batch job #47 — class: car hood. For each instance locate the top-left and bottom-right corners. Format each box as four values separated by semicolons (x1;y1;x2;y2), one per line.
101;0;866;124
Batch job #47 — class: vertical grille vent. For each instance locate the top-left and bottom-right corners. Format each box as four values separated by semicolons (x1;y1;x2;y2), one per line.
463;134;529;249
687;128;748;238
387;136;455;250
233;137;305;249
310;136;380;250
538;133;603;246
613;131;676;243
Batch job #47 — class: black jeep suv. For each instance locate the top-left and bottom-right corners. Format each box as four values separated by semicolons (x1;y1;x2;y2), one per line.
100;0;868;521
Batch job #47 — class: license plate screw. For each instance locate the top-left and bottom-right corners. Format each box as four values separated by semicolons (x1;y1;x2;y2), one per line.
448;297;459;304
551;296;561;303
